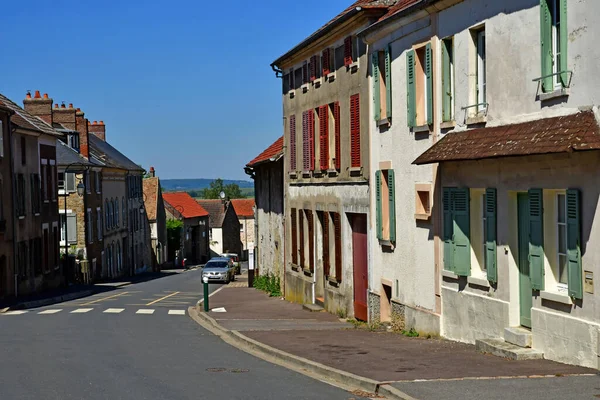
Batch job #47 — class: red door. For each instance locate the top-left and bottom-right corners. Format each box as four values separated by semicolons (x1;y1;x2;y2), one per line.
352;214;368;321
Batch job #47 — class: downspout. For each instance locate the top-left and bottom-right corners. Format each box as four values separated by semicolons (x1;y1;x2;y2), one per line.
270;64;283;78
9;120;17;298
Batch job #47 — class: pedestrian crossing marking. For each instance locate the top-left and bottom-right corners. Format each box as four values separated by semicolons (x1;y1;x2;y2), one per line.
104;308;125;314
168;310;186;315
3;310;28;315
38;309;62;314
71;308;93;313
136;309;155;315
4;308;186;316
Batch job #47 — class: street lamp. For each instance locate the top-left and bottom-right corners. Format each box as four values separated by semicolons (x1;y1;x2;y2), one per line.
76;182;85;197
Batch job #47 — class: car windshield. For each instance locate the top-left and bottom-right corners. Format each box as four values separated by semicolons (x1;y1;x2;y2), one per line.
206;261;229;269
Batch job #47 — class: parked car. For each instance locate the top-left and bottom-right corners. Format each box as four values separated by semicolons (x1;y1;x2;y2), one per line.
202;257;235;283
221;253;240;274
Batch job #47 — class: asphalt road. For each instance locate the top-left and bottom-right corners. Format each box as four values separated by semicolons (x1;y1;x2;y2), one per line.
0;266;366;400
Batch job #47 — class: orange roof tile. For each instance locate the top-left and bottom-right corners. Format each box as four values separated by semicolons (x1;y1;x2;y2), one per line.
247;136;284;167
163;192;209;218
231;199;255;218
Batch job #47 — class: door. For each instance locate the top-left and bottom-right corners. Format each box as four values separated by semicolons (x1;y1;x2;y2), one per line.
517;193;533;328
352;214;368;321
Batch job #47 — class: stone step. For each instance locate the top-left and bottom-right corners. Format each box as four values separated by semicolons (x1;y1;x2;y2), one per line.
476;339;544;360
315;297;325;308
504;327;532;348
303;303;325;312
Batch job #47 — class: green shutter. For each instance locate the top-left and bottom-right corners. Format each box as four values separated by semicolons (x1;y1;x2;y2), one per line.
385;45;392;120
425;43;433;125
372;52;381;122
540;0;553;92
453;188;471;276
442;40;452;122
485;188;497;283
559;0;568;86
406;50;416;127
528;188;545;290
388;169;396;242
566;189;582;299
375;171;382;240
443;188;454;271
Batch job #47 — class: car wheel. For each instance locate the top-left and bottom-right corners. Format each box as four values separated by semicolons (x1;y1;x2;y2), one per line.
225;276;230;284
232;274;235;282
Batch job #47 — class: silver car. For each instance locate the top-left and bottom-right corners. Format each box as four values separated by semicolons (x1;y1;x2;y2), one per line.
202;258;235;283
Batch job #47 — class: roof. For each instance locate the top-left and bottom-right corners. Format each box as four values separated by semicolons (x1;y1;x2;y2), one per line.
56;140;93;168
231;199;255;218
143;177;160;221
89;134;144;172
0;93;62;137
413;110;600;165
163;192;209;219
246;136;284;167
196;199;230;228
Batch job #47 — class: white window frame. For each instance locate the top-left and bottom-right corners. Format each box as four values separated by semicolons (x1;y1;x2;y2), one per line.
476;29;486;113
556;192;568;287
550;0;562;89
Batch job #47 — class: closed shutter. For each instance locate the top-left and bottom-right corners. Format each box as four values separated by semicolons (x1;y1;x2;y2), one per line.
406;50;416;127
322;212;330;277
372;52;380;121
308;109;315;171
322;48;330;76
299;210;304;268
375;171;383;240
334;102;341;170
540;0;553;92
528;188;545;290
291;208;298;265
319;105;329;171
302;111;309;171
485;188;498;283
385;45;392;119
334;212;342;282
350;94;360;168
289;115;296;171
559;0;568;86
453;188;471;277
344;36;353;66
425;43;433;125
310;55;317;81
67;214;77;243
566;189;582;299
443;188;454;271
388;169;396;243
307;210;314;273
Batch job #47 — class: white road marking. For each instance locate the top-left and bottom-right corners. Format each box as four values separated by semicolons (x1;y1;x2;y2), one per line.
71;308;93;313
103;308;125;314
38;309;62;315
168;310;186;315
136;309;155;315
212;307;227;313
3;310;28;315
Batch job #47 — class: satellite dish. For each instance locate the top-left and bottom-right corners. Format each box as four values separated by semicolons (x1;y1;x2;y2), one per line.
219;191;226;199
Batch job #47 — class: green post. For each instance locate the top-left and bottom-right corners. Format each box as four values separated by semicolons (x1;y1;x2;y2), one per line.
203;277;209;312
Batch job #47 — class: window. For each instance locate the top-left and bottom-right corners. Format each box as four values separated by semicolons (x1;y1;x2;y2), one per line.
334;45;345;72
58;173;65;191
17;241;28;281
115;199;119;227
375;169;396;243
320;211;331;278
240;223;244;233
442;188;470;276
333;212;342;282
31;174;41;214
289;68;295;91
476;29;486;112
0;178;3;223
65;173;75;192
289;115;296;172
52;227;59;269
62;213;77;244
302;109;315;172
105;200;110;230
415;183;432;220
41;161;48;201
291;208;298;265
350;95;360;168
407;44;432;127
50;164;56;201
294;68;302;90
16;173;26;217
372;46;391;122
541;0;567;92
302;61;309;85
122;197;126;227
87;209;93;244
32;237;42;276
309;55;320;82
322;48;333;76
68;134;79;151
97;207;103;241
306;210;314;273
95;171;101;193
21;136;26;165
442;37;455;122
556;193;568;285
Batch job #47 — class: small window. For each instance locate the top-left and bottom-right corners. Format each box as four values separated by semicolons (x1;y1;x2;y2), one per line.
415;183;431;220
289;68;295;91
334;45;345;71
476;29;486;112
294;68;302;90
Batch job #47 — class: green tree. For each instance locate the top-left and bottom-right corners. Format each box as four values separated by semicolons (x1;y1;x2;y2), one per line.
166;219;183;261
202;178;245;199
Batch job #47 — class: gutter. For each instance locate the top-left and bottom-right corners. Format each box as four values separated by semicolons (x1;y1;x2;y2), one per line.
356;0;436;38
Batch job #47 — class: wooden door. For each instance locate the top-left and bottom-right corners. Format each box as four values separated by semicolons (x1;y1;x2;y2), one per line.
352;214;368;321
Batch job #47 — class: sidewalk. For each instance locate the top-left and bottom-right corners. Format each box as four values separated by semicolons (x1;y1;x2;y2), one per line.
190;286;596;399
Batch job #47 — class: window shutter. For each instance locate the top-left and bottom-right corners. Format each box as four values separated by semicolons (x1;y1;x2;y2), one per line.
67;214;77;243
385;45;392;120
540;0;553;92
308;109;315;171
322;212;330;277
66;172;75;192
443;188;454;271
307;210;314;273
291;209;298;265
372;52;380;122
485;188;498;283
566;189;582;299
334;102;341;170
442;40;452;122
302;62;308;84
453;188;471;277
322;49;330;76
350;94;360;168
302;111;309;171
388;169;396;243
299;210;304;268
319;105;329;171
528;188;545;290
559;0;568;86
425;43;433;125
344;36;353;66
406;50;416;127
375;171;383;240
289;115;296;171
334;212;342;282
310;56;316;81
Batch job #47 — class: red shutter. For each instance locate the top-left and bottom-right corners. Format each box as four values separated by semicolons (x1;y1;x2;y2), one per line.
319;105;329;171
322;212;330;277
299;210;304;268
302;62;308;84
344;36;353;66
310;56;317;81
334;212;342;282
291;208;298;265
307;210;314;273
322;49;330;76
302;111;309;171
308;109;315;171
289;115;296;171
334;101;341;170
350;94;361;168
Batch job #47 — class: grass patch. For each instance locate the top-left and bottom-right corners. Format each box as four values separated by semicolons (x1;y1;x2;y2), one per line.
401;328;420;337
253;273;281;297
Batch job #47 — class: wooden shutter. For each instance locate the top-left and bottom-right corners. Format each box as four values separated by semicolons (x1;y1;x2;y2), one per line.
307;210;315;273
302;111;309;171
388;169;396;243
528;188;545;290
453;188;471;277
289;115;296;171
322;48;330;76
334;212;342;282
443;188;454;271
322;212;330;277
425;43;433;125
319;105;329;171
385;45;392;119
406;50;416;127
299;210;304;268
310;55;317;81
540;0;553;92
559;0;568;86
334;101;341;170
302;62;308;84
350;94;360;168
485;188;497;283
375;171;383;240
442;40;452;122
344;36;353;66
566;189;582;299
291;208;298;265
372;52;380;122
308;109;315;171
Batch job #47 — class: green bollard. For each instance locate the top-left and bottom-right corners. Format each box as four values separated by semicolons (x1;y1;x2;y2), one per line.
203;276;209;312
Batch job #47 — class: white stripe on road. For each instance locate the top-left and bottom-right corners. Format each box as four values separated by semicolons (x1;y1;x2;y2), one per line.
38;309;62;315
168;310;186;315
136;309;155;315
71;308;93;313
3;310;28;315
103;308;125;314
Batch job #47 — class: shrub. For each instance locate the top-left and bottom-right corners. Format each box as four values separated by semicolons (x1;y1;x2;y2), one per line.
253;273;281;297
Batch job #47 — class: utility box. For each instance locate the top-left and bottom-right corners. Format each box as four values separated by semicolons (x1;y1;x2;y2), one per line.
585;271;594;294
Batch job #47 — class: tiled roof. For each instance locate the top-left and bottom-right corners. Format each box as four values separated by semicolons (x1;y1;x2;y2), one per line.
143;177;160;221
196;199;230;228
246;136;284;167
163;192;209;219
89;134;144;172
231;199;255;218
375;0;423;22
56;141;93;167
413;110;600;165
0;93;62;137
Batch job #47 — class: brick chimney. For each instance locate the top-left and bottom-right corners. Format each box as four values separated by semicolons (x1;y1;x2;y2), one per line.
52;102;77;131
149;166;155;177
89;120;106;141
75;108;90;159
23;90;53;125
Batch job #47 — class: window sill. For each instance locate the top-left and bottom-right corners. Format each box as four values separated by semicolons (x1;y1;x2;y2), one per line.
414;213;431;221
466;115;487;125
291;264;300;272
302;267;313;277
347;61;359;73
302;171;312;178
301;83;310;93
288;171;298;179
313;77;323;88
467;275;490;288
540;290;573;305
18;216;25;220
378;239;394;249
327;169;338;177
539;87;569;102
43;200;49;204
412;124;430;133
34;213;40;217
348;166;362;177
442;269;459;280
326;72;336;82
327;276;340;287
377;118;390;128
440;120;456;129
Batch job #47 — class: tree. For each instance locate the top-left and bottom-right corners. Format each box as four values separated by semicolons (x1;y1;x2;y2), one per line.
166;219;183;262
201;178;245;199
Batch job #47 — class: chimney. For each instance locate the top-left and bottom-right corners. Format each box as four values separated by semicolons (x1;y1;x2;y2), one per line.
52;101;77;130
89;120;106;141
75;108;90;159
23;90;53;125
149;166;155;177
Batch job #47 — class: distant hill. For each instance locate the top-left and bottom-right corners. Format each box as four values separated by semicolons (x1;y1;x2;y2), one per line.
161;179;253;192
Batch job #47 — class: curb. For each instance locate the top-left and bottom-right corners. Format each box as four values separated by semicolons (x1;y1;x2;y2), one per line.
188;305;416;400
4;289;95;312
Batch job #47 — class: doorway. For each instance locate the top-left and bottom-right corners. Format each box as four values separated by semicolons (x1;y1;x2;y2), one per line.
351;213;368;321
517;193;533;328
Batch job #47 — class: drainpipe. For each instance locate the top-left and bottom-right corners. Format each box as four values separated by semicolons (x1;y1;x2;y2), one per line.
9;119;17;298
270;64;283;78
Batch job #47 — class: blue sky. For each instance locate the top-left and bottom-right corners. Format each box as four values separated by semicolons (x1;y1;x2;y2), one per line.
0;0;348;180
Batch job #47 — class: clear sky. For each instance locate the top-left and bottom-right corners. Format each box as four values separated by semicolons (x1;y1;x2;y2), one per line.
0;0;348;180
